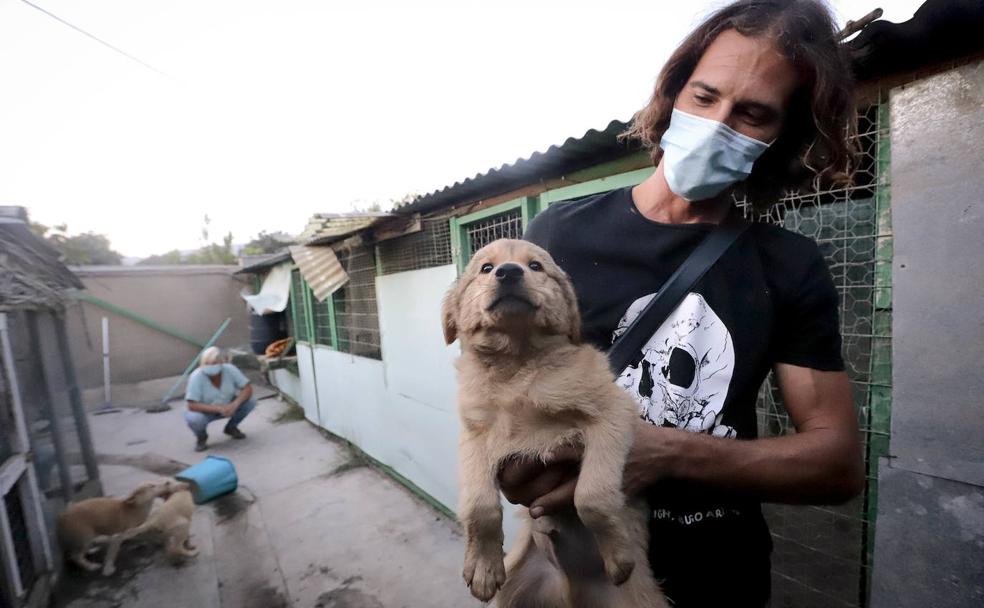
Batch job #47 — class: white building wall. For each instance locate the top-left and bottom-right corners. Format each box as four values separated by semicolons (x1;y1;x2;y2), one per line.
270;264;521;538
269;368;303;405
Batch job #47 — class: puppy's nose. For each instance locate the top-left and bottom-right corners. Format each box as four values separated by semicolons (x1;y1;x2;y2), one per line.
495;263;524;284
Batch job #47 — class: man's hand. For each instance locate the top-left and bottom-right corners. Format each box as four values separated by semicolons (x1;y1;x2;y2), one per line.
498;445;581;519
220;401;240;418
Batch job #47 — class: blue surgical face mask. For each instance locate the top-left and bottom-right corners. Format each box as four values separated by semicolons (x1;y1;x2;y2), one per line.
659;108;771;202
201;364;223;377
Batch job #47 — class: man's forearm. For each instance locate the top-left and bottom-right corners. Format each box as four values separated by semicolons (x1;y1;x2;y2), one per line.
232;384;253;408
187;401;227;416
634;424;863;505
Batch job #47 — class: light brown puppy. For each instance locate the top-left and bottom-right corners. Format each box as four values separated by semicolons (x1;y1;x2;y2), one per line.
57;478;179;576
115;480;198;564
443;239;668;607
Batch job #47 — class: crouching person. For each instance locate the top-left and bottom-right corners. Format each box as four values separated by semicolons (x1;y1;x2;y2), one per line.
184;346;256;451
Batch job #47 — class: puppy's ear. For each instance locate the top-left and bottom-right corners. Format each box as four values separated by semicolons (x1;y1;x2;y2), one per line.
558;270;582;344
123;485;145;506
441;280;460;345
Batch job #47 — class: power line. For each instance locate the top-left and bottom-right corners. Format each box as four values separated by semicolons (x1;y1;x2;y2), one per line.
20;0;169;77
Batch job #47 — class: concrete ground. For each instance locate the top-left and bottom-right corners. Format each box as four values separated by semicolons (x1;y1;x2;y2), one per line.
52;384;482;608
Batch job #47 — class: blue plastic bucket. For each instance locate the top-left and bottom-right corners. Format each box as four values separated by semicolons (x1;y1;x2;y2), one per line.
176;456;238;504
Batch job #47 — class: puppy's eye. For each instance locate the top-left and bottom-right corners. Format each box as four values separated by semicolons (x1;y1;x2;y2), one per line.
528;261;543;272
480;263;494;274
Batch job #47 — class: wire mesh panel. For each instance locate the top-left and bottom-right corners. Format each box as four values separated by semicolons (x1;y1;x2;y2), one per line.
332;244;381;360
466;209;524;256
4;483;36;595
740;103;890;608
377;218;453;275
290;270;311;343
312;297;334;347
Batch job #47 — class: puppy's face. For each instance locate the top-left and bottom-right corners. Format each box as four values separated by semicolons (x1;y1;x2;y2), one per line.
124;478;175;506
160;478;192;499
442;239;580;346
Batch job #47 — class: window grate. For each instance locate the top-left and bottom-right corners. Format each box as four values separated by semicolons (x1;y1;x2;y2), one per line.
332;244;381;360
378;218;453;275
466;210;524;256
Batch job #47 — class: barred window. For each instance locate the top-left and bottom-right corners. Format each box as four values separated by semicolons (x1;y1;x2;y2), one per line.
289;269;311;343
313;297;334;347
377;218;453;275
466;209;523;256
332;243;381;360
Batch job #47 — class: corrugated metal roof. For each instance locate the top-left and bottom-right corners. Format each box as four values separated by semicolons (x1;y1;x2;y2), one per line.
0;206;84;311
395;0;983;220
236;250;292;275
396;119;637;216
299;212;393;245
847;0;984;81
288;245;348;302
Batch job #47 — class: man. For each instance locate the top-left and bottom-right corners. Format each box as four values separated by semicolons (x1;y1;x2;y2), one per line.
504;1;864;605
184;346;256;451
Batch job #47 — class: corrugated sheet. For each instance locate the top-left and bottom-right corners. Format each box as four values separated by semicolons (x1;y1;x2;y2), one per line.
288;245;348;302
300;212;393;245
0;206;84;311
396;119;637;216
847;0;984;81
395;0;983;221
236;250;292;275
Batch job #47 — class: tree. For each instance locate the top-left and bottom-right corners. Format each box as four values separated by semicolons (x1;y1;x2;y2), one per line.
242;231;293;255
31;222;122;265
137;250;183;265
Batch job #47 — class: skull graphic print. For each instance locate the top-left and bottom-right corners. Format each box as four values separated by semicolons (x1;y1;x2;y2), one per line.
613;292;737;438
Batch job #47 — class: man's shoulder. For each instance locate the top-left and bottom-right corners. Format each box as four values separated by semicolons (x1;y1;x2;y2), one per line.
524;187;629;247
541;187;629;221
747;221;824;264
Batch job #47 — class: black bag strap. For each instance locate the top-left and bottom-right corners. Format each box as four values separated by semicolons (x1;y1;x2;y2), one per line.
607;216;750;376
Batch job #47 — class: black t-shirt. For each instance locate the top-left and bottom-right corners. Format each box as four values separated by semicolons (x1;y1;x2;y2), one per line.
524;186;844;607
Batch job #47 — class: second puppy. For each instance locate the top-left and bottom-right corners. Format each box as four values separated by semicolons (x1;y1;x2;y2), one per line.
116;479;198;564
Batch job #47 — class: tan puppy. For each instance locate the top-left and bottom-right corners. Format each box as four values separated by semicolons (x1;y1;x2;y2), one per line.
57;478;178;576
116;480;198;564
442;239;668;607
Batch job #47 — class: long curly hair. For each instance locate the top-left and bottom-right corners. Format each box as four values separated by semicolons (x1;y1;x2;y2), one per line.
622;0;857;206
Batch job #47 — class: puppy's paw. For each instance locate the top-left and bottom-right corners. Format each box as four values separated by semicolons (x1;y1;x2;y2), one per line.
603;554;635;586
463;548;505;602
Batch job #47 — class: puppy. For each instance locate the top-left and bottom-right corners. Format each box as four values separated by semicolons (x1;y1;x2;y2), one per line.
442;239;668;607
115;480;198;564
57;477;178;576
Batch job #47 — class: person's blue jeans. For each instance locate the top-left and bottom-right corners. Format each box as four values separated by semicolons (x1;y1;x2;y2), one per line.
183;399;257;439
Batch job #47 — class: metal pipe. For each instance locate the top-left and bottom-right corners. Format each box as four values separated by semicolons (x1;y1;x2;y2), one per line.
158;318;232;409
75;292;206;348
102;316;110;408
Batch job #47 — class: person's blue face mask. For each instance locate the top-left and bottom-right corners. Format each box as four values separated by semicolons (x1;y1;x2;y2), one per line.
659;108;771;202
201;364;223;377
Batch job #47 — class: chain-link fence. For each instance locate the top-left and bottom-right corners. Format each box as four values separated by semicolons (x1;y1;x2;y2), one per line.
741;103;891;608
333;244;382;360
466;209;524;256
377;217;453;275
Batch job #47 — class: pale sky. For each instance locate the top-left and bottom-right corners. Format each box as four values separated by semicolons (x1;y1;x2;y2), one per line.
0;0;924;258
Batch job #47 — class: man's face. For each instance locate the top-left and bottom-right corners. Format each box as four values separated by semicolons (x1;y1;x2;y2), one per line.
675;29;799;143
